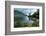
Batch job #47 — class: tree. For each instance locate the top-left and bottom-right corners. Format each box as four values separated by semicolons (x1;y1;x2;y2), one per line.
31;9;39;19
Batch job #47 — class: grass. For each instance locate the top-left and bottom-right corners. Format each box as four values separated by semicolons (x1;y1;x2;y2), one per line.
14;18;39;28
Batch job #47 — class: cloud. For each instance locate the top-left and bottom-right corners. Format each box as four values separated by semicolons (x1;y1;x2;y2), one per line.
14;8;37;15
31;9;37;15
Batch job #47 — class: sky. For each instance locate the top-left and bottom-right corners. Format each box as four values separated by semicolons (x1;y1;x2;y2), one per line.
14;8;37;16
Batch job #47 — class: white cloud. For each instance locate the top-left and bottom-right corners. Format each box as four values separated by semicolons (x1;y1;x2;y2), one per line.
14;8;37;16
31;9;37;15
